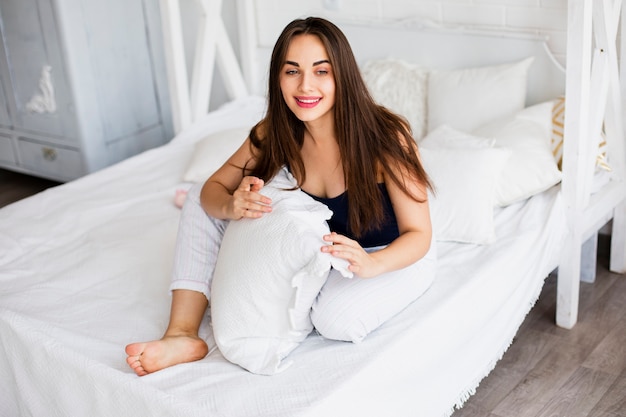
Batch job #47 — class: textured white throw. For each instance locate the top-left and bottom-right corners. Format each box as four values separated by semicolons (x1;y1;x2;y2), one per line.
0;97;568;417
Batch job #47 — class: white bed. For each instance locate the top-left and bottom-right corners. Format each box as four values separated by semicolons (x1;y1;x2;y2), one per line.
1;1;625;416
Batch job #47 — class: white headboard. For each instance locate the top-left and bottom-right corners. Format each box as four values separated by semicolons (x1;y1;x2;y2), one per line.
237;11;566;106
161;0;565;132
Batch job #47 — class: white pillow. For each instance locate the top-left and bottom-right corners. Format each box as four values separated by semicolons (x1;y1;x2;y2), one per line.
210;167;351;375
183;127;251;183
420;146;511;244
473;101;562;206
427;57;533;133
421;124;495;149
362;58;429;140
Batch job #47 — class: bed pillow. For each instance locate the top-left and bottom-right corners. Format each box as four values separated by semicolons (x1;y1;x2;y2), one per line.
210;167;351;375
474;101;562;206
550;95;611;172
361;58;429;140
182;127;251;183
427;57;533;133
420;144;511;244
420;124;495;149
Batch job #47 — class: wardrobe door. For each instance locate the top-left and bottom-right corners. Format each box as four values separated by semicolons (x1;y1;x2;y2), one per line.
0;133;15;165
0;0;77;141
0;80;11;129
78;0;162;138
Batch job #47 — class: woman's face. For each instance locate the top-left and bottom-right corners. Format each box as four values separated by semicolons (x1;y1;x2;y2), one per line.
279;34;336;127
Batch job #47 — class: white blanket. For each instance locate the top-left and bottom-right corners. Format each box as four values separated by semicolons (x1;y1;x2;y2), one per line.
0;96;565;417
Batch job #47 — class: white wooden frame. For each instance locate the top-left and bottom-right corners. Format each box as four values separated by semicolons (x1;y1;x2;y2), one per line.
159;0;248;133
557;0;626;328
159;0;626;329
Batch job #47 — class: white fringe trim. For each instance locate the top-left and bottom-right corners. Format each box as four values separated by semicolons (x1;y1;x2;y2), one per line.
442;274;550;417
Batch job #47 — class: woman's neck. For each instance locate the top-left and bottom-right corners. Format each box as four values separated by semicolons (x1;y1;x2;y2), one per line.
303;114;336;145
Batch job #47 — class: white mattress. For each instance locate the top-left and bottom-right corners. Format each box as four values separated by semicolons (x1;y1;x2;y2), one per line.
0;96;566;417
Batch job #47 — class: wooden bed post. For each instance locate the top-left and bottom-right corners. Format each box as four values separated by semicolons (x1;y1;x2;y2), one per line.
236;0;262;95
557;0;591;330
160;0;192;134
609;3;626;274
189;0;222;124
159;0;248;134
557;0;626;328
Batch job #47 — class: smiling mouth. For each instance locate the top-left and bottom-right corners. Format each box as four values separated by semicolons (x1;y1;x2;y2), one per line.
295;97;321;107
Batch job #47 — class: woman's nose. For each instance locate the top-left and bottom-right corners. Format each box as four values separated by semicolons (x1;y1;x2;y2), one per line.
299;72;313;92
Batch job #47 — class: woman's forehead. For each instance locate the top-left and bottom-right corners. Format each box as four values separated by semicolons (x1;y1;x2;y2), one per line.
284;34;329;64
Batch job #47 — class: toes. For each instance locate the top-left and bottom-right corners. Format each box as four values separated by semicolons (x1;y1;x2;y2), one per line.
133;364;147;376
127;355;147;376
125;343;149;376
126;354;141;366
132;364;147;376
125;342;145;356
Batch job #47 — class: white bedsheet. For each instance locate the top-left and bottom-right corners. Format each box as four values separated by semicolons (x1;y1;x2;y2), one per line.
0;96;565;417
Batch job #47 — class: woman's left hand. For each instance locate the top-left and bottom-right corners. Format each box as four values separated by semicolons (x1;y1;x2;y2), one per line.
321;232;383;278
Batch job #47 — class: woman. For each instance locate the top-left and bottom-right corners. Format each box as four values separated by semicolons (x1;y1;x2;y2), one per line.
126;17;436;376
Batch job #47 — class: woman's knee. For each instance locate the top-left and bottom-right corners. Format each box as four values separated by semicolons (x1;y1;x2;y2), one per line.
311;259;436;343
311;303;371;343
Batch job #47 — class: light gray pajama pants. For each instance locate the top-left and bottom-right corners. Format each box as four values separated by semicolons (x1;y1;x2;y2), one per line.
170;183;437;343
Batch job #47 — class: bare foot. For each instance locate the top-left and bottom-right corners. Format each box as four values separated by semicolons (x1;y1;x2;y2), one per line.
125;335;209;376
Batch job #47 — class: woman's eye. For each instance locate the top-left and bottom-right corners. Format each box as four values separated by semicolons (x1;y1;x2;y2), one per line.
316;69;329;75
285;69;298;75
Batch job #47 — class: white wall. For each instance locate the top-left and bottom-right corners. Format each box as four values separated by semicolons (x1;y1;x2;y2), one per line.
180;0;569;109
252;0;568;63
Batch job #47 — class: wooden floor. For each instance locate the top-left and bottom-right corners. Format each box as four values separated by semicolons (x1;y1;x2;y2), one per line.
453;234;626;417
1;169;624;417
0;168;61;209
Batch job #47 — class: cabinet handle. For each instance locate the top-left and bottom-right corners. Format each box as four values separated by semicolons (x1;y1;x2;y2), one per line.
42;147;57;161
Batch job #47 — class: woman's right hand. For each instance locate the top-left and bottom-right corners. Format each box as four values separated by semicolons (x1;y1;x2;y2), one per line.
228;176;272;219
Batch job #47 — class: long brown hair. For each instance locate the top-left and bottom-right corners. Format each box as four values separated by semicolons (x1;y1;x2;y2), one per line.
247;17;432;236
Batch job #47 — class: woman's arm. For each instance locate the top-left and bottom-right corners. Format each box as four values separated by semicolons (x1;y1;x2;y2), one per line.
369;155;432;272
322;149;432;278
200;137;272;220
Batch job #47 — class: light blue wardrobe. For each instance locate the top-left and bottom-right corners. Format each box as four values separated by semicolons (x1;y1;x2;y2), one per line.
0;0;172;181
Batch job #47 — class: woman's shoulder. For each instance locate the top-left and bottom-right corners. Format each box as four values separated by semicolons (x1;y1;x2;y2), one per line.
252;120;268;138
249;120;268;147
384;124;416;154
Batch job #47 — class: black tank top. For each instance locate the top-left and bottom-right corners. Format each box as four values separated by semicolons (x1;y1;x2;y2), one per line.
304;183;400;248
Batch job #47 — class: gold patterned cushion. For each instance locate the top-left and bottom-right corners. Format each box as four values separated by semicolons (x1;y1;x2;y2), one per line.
551;96;611;171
